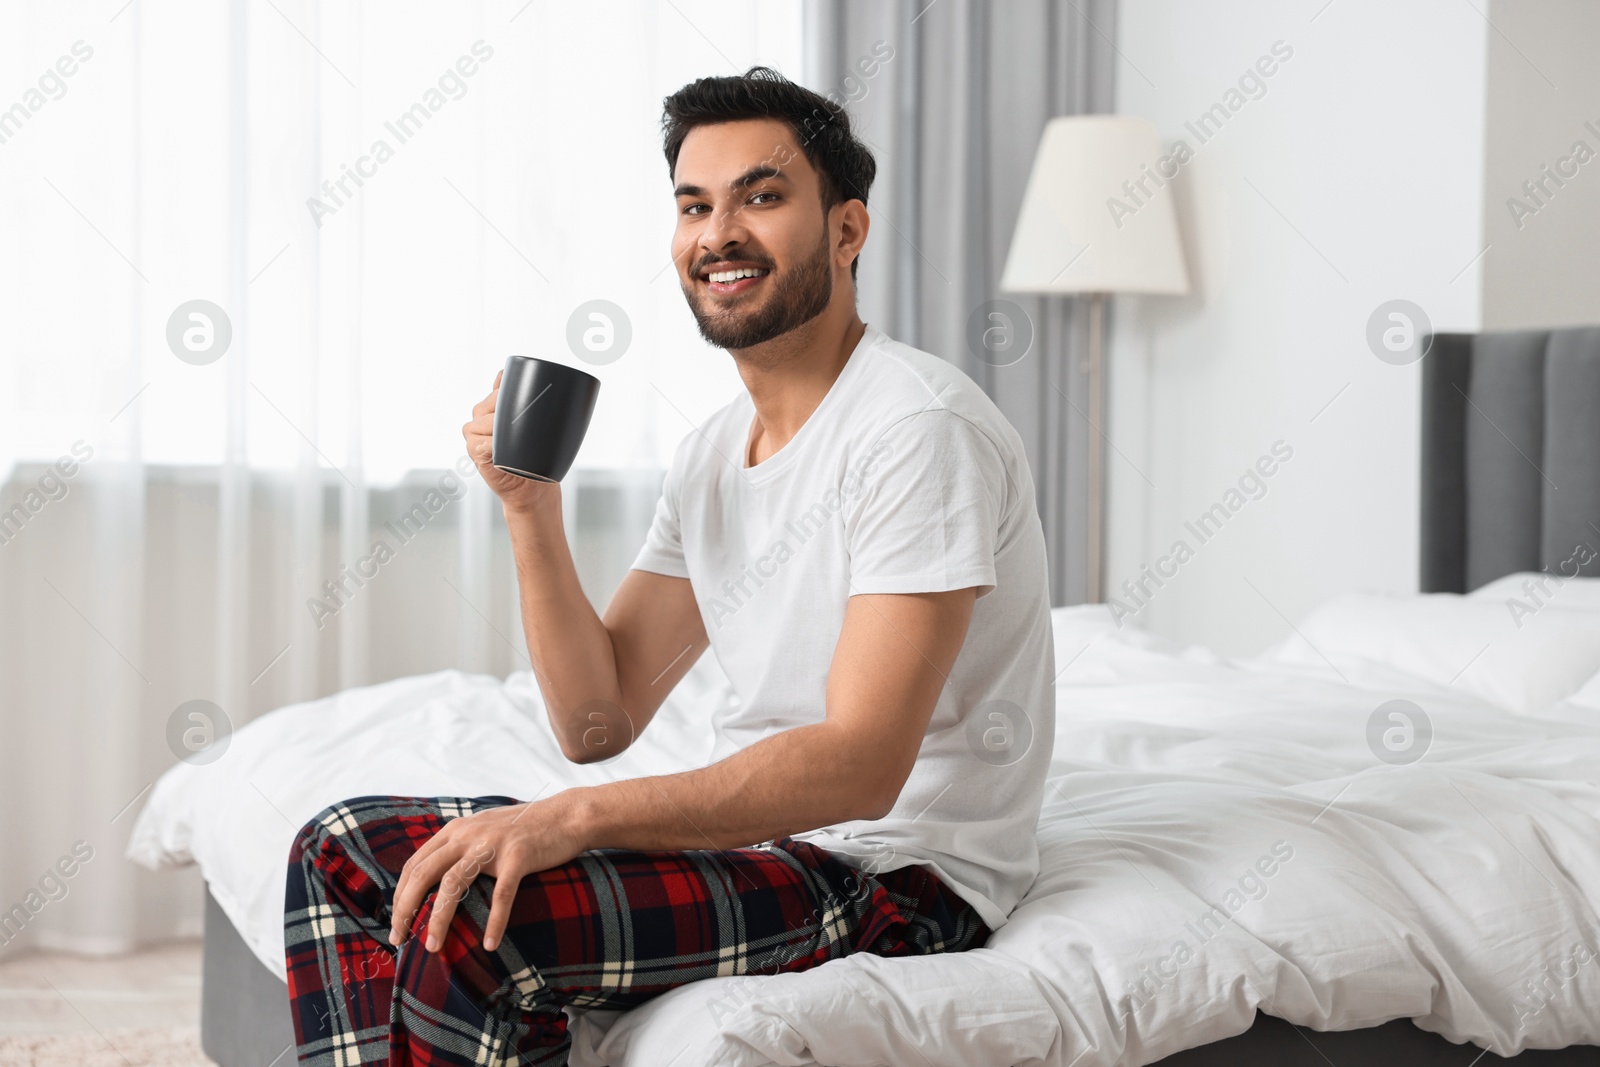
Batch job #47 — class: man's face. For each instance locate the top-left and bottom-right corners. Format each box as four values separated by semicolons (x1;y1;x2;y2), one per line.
672;119;837;350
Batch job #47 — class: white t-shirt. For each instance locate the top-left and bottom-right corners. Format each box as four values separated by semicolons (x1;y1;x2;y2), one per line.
630;323;1055;931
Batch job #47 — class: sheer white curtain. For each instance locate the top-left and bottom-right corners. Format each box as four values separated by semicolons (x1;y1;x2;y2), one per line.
0;0;799;957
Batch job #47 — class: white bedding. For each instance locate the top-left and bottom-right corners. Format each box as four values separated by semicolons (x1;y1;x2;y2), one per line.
127;598;1600;1066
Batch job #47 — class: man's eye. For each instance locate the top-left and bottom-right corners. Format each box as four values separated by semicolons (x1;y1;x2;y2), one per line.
751;192;779;204
682;203;708;216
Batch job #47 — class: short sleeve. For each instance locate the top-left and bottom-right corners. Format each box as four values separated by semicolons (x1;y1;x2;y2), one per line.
629;442;690;579
844;409;1007;598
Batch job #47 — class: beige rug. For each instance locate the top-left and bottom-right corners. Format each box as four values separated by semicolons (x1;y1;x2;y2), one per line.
0;1026;216;1066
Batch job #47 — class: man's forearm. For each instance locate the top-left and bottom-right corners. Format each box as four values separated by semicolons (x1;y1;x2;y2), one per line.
503;500;623;748
563;722;895;852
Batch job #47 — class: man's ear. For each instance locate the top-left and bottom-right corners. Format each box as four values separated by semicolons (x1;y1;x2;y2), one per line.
834;198;870;275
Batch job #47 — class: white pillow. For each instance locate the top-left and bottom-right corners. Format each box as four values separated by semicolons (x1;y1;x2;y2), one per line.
1264;591;1600;716
1468;571;1600;613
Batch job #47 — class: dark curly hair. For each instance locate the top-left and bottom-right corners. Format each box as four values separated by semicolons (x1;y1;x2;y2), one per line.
662;66;877;281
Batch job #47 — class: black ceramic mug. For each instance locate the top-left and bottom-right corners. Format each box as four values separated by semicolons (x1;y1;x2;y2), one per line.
491;356;601;482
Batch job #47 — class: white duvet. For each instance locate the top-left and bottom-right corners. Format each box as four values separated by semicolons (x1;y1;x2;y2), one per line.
128;592;1600;1066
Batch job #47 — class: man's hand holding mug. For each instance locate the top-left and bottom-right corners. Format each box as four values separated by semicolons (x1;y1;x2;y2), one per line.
462;356;600;513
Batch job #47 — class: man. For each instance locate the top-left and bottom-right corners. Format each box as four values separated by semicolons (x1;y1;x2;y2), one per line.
285;66;1053;1065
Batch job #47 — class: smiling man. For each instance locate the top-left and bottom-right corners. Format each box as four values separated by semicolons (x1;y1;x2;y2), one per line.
285;67;1053;1066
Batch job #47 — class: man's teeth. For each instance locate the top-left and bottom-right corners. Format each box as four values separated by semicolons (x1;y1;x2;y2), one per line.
707;267;769;283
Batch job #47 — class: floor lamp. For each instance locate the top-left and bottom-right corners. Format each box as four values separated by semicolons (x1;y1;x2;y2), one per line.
1000;115;1189;604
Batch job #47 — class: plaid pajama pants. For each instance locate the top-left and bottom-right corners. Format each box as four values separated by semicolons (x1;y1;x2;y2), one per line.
285;794;991;1066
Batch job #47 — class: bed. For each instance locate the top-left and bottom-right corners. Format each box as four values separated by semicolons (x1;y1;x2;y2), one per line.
127;324;1600;1066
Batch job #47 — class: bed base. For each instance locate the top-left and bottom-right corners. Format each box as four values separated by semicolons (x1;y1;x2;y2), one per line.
1152;1013;1600;1065
202;888;297;1067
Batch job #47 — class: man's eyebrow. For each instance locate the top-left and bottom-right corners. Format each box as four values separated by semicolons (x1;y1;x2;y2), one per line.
673;164;792;198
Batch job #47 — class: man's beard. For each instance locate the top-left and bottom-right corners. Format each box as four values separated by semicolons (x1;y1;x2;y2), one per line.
684;231;833;350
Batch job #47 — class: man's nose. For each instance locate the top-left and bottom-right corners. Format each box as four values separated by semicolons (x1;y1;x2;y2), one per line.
699;202;751;255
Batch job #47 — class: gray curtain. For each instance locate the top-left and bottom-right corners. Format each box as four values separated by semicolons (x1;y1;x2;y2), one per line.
803;0;1118;605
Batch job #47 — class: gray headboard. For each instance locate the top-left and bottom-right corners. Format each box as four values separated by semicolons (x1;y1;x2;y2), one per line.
1421;325;1600;593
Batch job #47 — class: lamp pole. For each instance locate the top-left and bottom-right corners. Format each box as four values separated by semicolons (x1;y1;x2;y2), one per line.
1086;291;1105;604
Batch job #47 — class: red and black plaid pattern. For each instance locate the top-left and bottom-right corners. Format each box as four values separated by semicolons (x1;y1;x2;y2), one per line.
285;794;990;1066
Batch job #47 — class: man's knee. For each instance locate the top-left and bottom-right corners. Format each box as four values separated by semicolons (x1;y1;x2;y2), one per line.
289;795;390;867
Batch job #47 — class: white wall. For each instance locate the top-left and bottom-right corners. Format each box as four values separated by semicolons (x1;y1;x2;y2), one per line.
1107;0;1489;654
1481;0;1600;329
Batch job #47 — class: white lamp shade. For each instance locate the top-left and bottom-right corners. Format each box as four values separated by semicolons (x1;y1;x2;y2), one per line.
1000;115;1189;295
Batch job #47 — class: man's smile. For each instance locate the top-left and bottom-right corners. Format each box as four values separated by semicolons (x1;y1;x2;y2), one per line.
699;261;772;295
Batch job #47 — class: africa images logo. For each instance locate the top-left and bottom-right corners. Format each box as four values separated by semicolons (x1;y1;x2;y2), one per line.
701;440;893;629
1125;841;1296;1012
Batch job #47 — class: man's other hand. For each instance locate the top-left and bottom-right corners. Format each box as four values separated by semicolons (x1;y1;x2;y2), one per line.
387;790;588;954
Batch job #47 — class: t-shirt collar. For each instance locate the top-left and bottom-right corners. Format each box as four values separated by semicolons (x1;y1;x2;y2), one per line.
737;323;883;483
